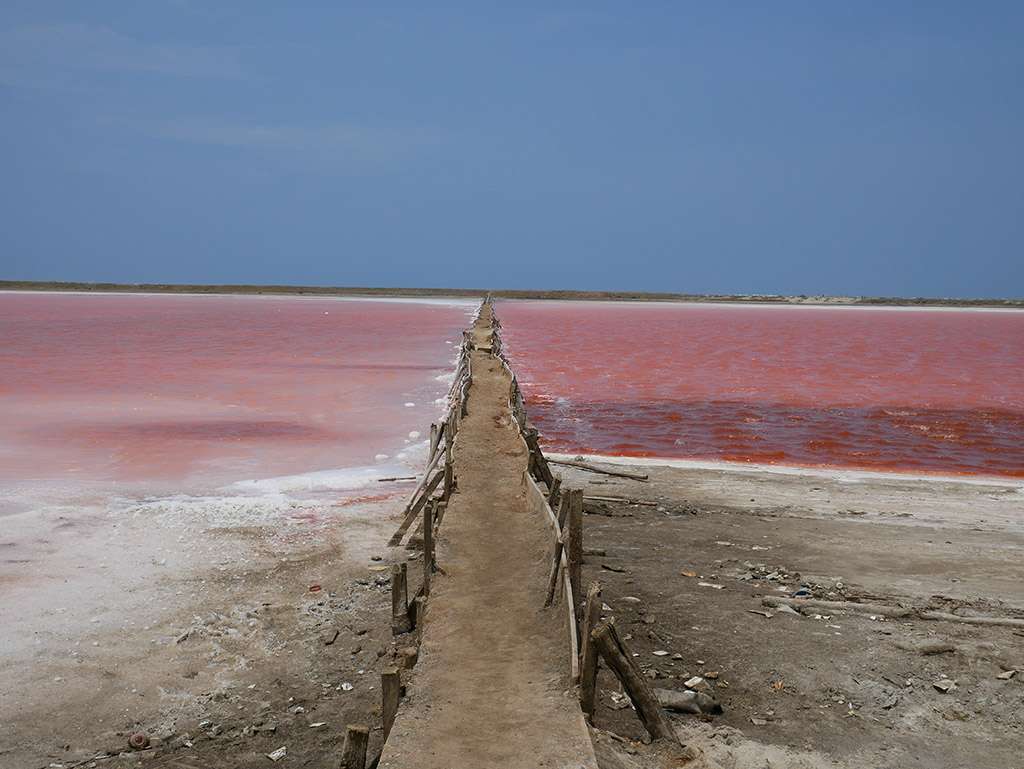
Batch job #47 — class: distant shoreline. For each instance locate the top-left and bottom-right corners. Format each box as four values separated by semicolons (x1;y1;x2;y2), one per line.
1;280;1021;308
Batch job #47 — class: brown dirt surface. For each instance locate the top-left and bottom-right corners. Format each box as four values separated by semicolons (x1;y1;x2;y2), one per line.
551;461;1024;769
380;306;597;768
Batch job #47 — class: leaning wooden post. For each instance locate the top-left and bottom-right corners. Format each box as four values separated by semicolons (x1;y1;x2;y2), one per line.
391;563;412;634
578;581;602;720
548;473;563;511
422;499;435;596
591;621;676;742
543;494;570;607
428;423;439;460
339;724;369;769
567;488;584;625
381;669;401;741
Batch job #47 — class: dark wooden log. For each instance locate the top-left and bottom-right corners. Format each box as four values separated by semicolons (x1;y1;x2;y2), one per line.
567;489;584;624
381;669;401;741
591;621;676;742
391;564;412;635
578;581;602;720
339;724;369;769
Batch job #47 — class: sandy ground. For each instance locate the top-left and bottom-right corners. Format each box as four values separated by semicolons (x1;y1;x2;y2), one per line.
0;481;427;769
547;459;1024;769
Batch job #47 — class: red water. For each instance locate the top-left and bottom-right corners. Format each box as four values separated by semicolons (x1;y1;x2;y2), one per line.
0;293;470;486
498;301;1024;478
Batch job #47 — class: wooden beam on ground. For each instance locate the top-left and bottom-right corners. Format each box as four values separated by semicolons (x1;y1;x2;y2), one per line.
591;621;677;742
339;724;369;769
578;581;602;720
548;459;649;481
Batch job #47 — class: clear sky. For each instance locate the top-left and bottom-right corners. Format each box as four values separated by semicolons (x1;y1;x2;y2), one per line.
1;2;1021;298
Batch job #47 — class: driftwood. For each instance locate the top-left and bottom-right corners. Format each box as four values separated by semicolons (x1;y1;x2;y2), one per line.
391;564;412;635
579;581;602;720
591;621;676;742
340;724;370;769
762;596;1024;629
654;688;722;716
585;495;657;506
548;459;648;481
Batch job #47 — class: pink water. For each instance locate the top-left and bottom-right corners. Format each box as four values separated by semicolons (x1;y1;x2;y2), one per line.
498;301;1024;478
0;293;471;488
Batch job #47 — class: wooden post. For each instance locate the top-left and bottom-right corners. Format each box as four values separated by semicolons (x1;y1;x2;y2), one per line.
381;669;401;741
422;499;434;596
412;595;426;636
591;621;676;742
544;494;570;607
339;724;369;769
567;488;584;625
578;581;602;720
443;440;454;501
523;427;554;488
434;499;448;529
428;423;439;460
391;564;412;635
548;474;562;511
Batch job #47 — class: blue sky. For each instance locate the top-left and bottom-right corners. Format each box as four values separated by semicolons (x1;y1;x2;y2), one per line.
1;2;1021;297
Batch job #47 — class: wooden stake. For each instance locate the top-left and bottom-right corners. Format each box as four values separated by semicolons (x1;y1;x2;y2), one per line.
591;621;676;742
578;581;602;720
422;499;434;596
339;724;369;769
523;427;554;487
442;440;454;501
428;423;439;460
391;563;412;635
543;494;570;607
381;669;401;741
548;474;562;511
567;489;584;625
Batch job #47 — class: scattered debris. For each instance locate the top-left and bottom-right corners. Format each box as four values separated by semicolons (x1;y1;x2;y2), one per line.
750;717;768;726
747;609;773;618
652;650;669;657
601;563;628;573
996;670;1017;680
127;732;149;751
698;582;724;590
654;687;722;715
684;676;711;692
933;678;956;693
267;746;287;761
680;570;697;578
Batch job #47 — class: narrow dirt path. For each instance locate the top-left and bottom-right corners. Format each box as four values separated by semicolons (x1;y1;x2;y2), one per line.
380;306;596;768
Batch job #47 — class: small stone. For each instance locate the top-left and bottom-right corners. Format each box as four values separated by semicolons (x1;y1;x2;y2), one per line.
996;670;1017;680
267;746;287;761
684;676;711;692
705;671;719;679
652;650;669;657
933;679;955;693
750;717;768;726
